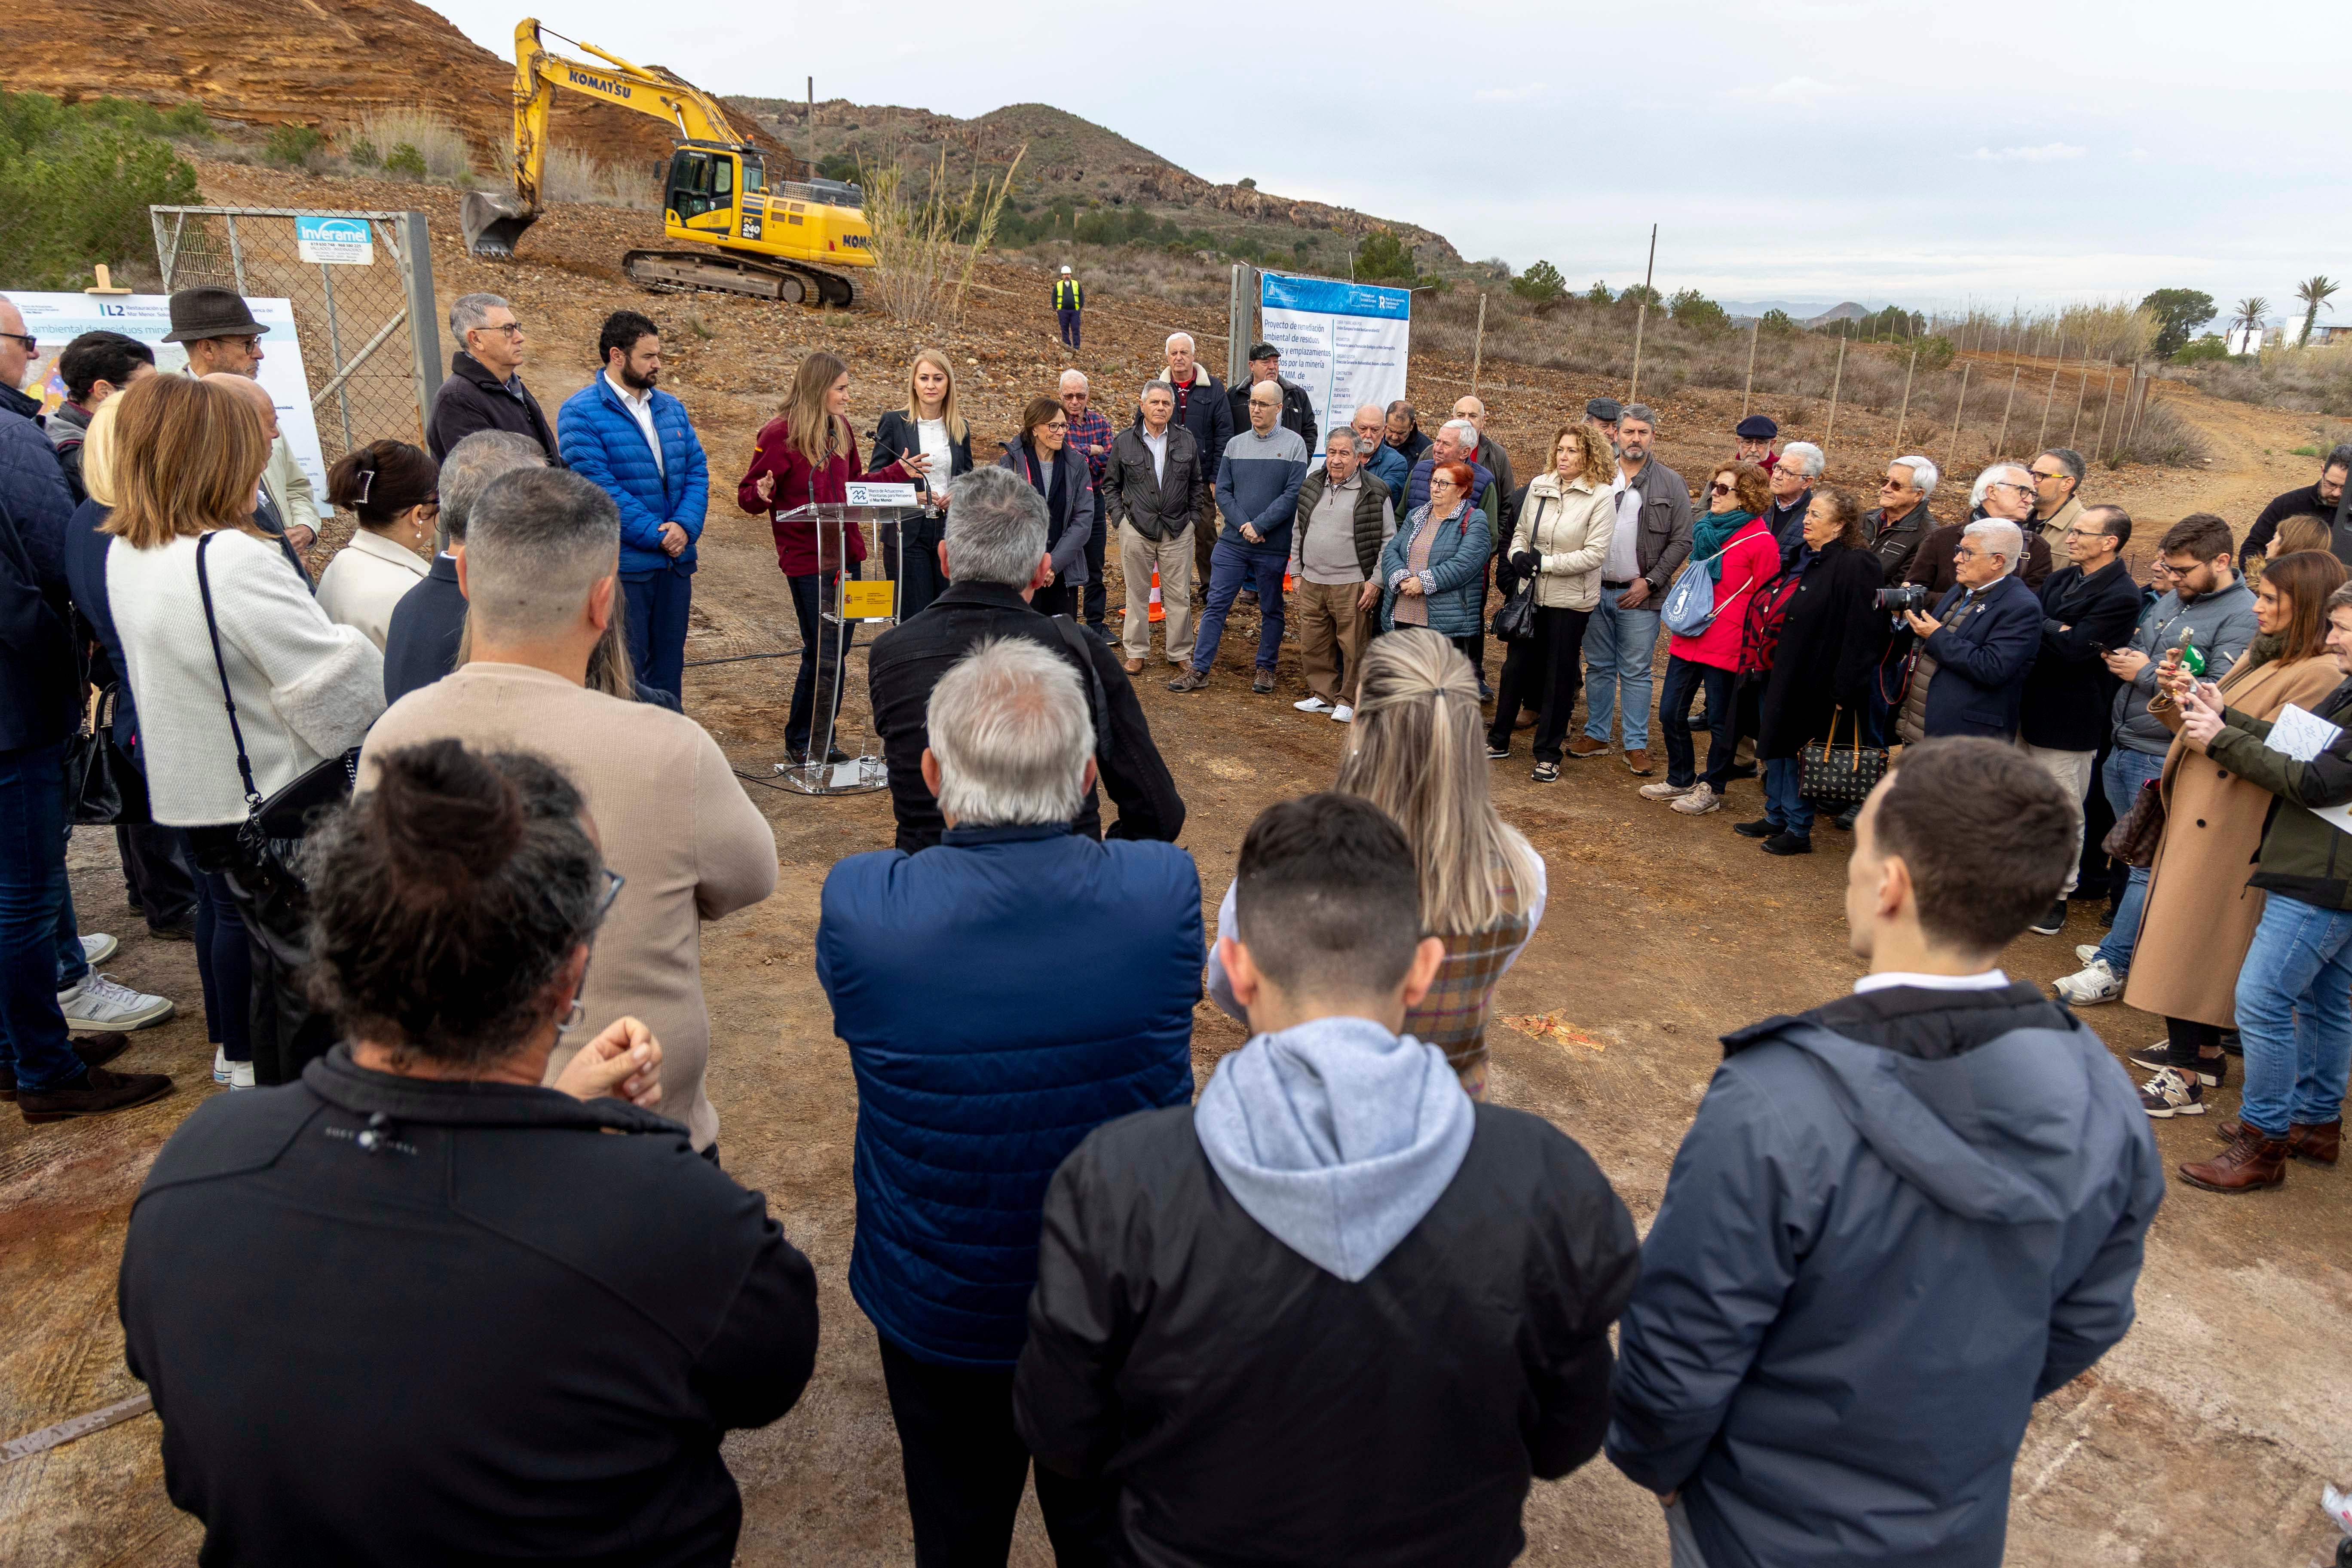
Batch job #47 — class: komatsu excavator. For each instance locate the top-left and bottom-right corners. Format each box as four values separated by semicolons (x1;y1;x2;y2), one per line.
461;18;874;306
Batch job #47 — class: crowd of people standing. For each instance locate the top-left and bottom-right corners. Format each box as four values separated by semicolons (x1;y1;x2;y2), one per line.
0;274;2341;1568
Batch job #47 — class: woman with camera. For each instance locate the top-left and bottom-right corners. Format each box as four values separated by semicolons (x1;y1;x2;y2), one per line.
104;375;385;1087
2124;548;2346;1116
1742;488;1886;855
119;738;821;1563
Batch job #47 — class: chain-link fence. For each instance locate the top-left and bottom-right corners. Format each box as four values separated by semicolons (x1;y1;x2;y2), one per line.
149;207;443;471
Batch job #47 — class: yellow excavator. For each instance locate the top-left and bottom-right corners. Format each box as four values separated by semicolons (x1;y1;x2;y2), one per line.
461;18;874;306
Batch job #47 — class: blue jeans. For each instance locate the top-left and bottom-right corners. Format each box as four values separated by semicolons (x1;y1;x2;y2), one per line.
1764;756;1816;837
0;743;85;1091
2093;747;2167;975
2233;893;2352;1136
621;562;693;702
1192;538;1288;676
193;868;253;1062
54;830;87;992
1057;307;1081;348
1660;656;1737;790
1584;584;1663;750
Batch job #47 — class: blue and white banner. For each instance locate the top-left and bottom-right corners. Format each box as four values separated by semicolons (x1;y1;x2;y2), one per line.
1258;272;1412;464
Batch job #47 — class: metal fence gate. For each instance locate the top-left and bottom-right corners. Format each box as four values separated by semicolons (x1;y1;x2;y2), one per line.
150;207;443;469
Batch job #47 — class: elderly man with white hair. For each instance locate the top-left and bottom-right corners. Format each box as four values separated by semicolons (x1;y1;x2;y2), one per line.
1903;457;2053;598
1352;402;1412;495
1153;332;1235;591
1764;441;1824;570
818;634;1202;1566
1896;482;2047;742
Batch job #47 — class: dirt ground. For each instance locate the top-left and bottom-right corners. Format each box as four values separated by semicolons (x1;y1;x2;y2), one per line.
3;164;2349;1566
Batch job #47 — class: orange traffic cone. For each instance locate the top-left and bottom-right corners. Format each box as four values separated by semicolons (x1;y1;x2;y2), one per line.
1149;567;1165;623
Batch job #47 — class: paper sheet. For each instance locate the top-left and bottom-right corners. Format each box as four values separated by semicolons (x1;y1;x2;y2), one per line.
2262;704;2352;833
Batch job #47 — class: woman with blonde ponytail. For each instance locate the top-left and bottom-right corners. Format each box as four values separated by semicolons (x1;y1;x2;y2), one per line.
1208;628;1546;1096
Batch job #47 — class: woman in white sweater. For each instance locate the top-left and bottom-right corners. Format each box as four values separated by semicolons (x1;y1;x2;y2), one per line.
105;376;384;1085
315;440;438;649
1486;422;1619;781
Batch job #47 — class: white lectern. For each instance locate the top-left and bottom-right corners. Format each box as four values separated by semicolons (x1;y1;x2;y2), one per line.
772;485;923;796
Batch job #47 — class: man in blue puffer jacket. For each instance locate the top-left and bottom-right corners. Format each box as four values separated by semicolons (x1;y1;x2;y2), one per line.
557;311;707;700
818;635;1200;1565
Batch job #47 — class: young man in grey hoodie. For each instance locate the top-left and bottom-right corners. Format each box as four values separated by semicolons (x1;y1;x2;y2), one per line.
1608;738;2163;1568
1014;793;1637;1568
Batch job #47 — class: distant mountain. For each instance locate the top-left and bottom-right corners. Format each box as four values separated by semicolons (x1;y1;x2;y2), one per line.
1712;299;1883;324
728;96;1462;266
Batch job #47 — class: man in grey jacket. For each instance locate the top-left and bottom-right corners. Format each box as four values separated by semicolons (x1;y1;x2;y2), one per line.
2054;512;2257;1006
1609;738;2162;1568
1571;403;1693;775
1102;382;1206;673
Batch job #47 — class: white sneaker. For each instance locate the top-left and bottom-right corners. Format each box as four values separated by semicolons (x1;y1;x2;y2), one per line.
214;1045;230;1083
2076;943;2101;966
229;1060;256;1090
1639;779;1694;800
2053;958;2124;1006
1293;696;1332;714
57;974;175;1032
1330;705;1354;724
1671;783;1722;815
80;932;118;965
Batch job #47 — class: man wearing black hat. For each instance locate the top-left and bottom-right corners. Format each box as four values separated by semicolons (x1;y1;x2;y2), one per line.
1733;413;1780;473
1228;344;1317;450
1586;397;1622;452
165;287;319;553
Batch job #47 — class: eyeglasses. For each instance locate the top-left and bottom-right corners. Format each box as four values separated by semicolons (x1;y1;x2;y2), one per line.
475;322;525;339
1992;480;2037;496
1710;481;1735;496
1042;419;1069;432
2029;468;2065;482
1880;477;1909;489
0;332;36;354
593;868;626;920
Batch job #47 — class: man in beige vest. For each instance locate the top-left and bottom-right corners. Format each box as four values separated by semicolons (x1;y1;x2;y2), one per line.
360;468;777;1155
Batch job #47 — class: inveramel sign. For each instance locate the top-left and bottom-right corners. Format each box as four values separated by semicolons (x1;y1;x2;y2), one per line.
1258;272;1412;467
294;214;374;266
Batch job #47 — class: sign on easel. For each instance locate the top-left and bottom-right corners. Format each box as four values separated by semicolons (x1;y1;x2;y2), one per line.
1258;272;1412;468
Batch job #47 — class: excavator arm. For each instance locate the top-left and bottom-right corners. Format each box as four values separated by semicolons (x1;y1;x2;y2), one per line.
464;16;749;257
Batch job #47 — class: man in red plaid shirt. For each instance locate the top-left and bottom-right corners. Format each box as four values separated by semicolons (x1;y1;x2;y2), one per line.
1062;369;1116;638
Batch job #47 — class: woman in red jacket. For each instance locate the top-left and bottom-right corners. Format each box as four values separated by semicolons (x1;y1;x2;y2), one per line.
1642;463;1781;818
737;351;919;762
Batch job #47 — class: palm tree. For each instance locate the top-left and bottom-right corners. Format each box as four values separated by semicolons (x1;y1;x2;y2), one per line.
2234;297;2270;343
2296;275;2339;345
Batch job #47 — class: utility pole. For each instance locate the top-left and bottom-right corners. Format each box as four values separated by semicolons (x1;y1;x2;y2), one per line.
806;77;816;174
1628;223;1656;401
1741;318;1759;416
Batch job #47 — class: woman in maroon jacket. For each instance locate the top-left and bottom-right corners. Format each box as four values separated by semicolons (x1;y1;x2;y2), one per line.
737;351;918;761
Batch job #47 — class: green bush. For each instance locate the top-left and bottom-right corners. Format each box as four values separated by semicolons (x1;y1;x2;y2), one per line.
1510;259;1567;305
346;138;380;168
2172;333;2232;365
1618;283;1662;311
1586;280;1614;305
1914;334;1957;371
1759;307;1796;337
1668;288;1730;332
264;123;323;168
0;89;199;291
383;142;429;181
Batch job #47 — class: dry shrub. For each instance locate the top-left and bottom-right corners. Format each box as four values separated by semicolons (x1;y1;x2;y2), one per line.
864;144;1027;325
349;108;472;181
493;137;656;209
2178;343;2352;416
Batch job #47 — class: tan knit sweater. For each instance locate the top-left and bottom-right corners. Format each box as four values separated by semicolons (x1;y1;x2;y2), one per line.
358;664;779;1148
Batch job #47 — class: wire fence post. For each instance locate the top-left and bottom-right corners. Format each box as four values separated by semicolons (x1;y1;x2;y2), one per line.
1994;366;2020;457
2035;367;2059;450
1741;318;1758;416
1946;362;1971;471
2092;372;2118;463
398;211;444;421
1893;345;1918;450
1824;337;1846;447
1471;292;1487;398
2067;346;2092;447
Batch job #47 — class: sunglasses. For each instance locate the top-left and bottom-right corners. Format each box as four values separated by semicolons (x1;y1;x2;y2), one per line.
0;332;36;355
1710;481;1735;496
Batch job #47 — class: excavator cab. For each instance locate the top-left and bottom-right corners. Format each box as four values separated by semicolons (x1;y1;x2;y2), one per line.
665;146;768;241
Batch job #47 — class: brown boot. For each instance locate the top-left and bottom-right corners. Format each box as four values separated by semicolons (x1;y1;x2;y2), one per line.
1624;747;1656;776
2214;1116;2341;1166
1566;735;1607;760
2178;1125;2290;1193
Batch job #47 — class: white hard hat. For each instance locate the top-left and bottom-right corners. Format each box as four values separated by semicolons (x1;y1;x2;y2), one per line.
1060;265;1072;274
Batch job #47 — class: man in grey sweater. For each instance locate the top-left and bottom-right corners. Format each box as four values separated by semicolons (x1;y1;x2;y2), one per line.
1171;382;1308;695
1288;430;1395;722
2055;512;2257;1006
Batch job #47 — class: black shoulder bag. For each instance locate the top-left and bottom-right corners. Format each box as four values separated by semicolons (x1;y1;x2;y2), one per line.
195;532;361;897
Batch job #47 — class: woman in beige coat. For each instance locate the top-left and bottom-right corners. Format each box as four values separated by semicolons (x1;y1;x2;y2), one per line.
2124;549;2347;1113
1487;422;1617;781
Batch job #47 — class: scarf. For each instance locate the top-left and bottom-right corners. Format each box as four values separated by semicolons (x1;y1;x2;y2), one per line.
1690;508;1757;583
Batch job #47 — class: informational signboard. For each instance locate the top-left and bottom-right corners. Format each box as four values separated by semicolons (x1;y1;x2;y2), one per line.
295;214;376;266
1257;272;1412;468
3;291;330;493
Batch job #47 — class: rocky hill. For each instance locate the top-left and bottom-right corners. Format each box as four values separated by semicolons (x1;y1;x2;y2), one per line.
0;0;763;173
730;96;1462;266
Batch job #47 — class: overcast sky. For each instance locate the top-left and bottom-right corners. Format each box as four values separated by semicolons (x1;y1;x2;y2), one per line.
429;0;2347;323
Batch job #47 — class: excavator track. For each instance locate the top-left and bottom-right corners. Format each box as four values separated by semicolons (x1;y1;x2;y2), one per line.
622;248;863;309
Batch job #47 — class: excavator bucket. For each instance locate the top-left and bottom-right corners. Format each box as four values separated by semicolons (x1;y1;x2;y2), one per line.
462;191;540;259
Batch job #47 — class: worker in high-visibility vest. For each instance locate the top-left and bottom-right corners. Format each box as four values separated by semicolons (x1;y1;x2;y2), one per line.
1053;266;1084;349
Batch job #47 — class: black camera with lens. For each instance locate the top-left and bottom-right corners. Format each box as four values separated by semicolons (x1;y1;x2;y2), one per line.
1875;584;1931;615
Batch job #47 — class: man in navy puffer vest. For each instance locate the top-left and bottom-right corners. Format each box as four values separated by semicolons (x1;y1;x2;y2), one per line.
818;635;1200;1567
